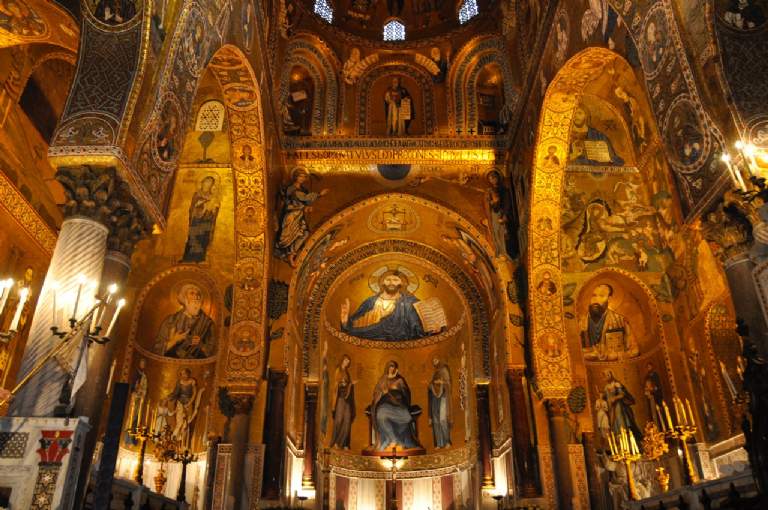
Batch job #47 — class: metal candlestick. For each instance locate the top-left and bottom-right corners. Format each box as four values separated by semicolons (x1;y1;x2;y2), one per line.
172;448;198;503
124;425;161;485
660;396;700;485
608;427;642;500
641;421;671;492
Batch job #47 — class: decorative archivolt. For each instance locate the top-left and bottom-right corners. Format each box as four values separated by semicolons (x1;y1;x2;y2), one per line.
449;35;518;133
527;48;649;398
357;61;436;135
279;35;340;135
287;193;501;381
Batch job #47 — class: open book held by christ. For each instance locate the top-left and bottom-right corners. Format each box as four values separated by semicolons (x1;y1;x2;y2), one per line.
413;297;448;334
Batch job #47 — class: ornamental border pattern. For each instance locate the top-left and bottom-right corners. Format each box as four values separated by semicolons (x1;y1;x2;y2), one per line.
0;172;56;255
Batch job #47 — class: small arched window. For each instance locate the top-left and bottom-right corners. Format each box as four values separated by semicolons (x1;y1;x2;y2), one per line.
383;19;406;41
195;100;226;131
313;0;334;23
458;0;479;25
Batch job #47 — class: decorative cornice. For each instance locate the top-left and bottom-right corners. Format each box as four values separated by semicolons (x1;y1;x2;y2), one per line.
0;171;56;255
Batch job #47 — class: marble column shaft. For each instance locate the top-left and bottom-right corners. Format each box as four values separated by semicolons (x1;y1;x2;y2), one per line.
546;398;574;509
226;395;254;510
506;368;541;497
725;253;768;354
475;383;495;489
71;251;132;510
10;217;109;417
303;383;319;489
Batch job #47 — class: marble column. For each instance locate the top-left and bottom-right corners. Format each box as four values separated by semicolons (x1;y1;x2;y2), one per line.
71;234;146;509
476;383;495;490
261;370;288;500
226;394;254;510
725;252;768;353
9;167;132;417
506;368;541;497
302;383;318;490
546;398;574;509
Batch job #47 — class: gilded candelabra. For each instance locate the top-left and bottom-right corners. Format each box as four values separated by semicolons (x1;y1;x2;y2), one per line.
641;421;670;491
607;427;642;500
659;396;699;485
125;424;161;485
151;425;176;493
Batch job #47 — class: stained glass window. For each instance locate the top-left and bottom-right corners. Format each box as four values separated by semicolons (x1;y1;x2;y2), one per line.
383;19;406;41
458;0;479;24
313;0;333;23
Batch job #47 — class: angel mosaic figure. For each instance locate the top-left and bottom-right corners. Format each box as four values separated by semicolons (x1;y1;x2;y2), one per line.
274;167;329;267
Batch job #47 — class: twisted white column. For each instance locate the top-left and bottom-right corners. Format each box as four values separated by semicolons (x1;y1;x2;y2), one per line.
10;217;108;417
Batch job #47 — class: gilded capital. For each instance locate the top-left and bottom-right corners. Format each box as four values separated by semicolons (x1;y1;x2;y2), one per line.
56;166;151;257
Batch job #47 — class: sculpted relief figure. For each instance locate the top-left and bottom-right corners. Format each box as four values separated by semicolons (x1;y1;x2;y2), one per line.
340;269;445;341
154;283;217;359
581;283;639;361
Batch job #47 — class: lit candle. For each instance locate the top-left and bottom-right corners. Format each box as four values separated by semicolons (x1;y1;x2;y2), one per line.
686;399;696;428
104;298;126;338
151;403;158;433
656;405;667;432
663;401;675;430
744;143;759;175
9;287;29;332
136;399;143;430
608;432;616;455
679;397;688;426
620;427;628;454
106;283;118;304
0;278;12;317
72;274;86;320
630;434;639;456
721;153;744;190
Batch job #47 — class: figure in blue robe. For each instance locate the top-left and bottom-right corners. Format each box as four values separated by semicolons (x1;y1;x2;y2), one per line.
569;106;625;166
342;293;425;341
372;361;420;450
340;270;427;341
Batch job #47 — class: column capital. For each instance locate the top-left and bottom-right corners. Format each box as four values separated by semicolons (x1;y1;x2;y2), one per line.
56;166;152;258
545;397;569;418
700;200;752;262
217;387;255;416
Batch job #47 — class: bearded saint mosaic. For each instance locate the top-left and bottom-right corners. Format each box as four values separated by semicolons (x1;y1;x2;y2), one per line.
153;282;217;359
580;283;639;361
339;266;447;341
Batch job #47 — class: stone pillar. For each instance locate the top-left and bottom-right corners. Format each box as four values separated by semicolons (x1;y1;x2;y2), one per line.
302;383;318;490
9;215;108;417
725;253;768;352
546;398;574;509
9;167;130;417
261;370;288;500
226;394;254;510
475;383;495;490
92;382;130;509
506;368;541;497
71;196;148;510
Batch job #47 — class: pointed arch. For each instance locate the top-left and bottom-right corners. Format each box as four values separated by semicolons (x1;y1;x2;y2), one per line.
279;34;340;135
449;35;519;133
527;48;670;397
